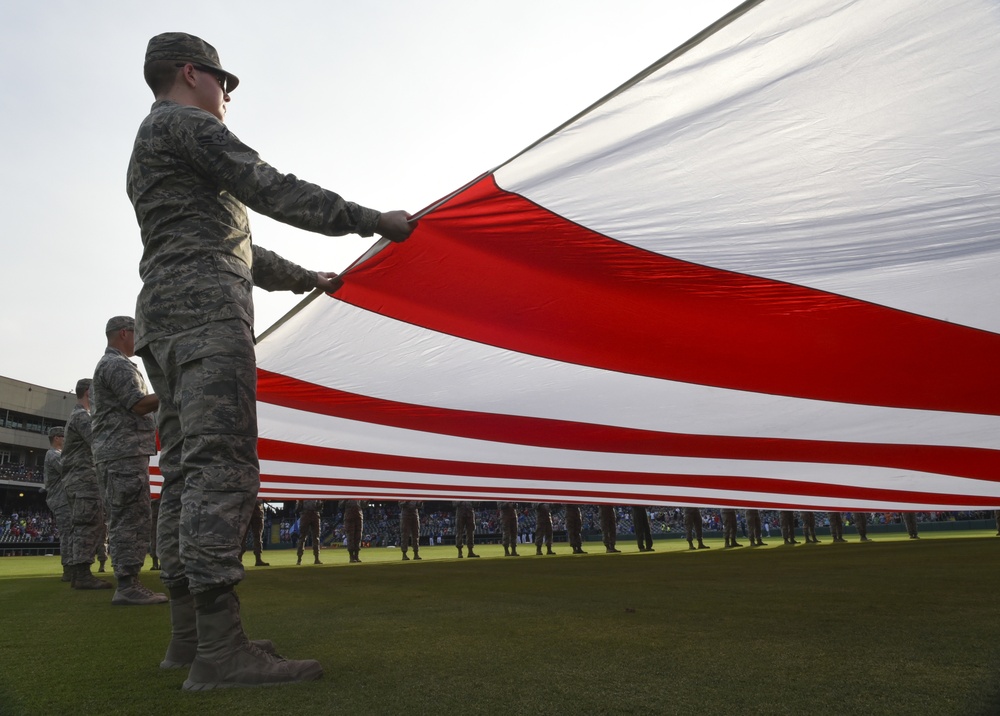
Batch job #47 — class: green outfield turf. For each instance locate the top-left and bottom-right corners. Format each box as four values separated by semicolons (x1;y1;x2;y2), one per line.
1;532;998;715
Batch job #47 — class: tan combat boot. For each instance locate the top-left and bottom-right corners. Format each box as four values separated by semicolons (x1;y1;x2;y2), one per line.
182;590;322;690
72;564;113;590
161;592;278;670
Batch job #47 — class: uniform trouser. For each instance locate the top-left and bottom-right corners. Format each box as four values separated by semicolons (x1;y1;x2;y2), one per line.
684;511;704;542
599;506;617;548
745;509;762;543
828;512;843;539
501;517;518;550
65;474;105;566
534;520;553;549
241;503;264;558
97;455;152;579
633;507;653;549
400;515;420;552
46;492;72;566
344;511;363;552
566;509;583;550
852;512;868;537
140;319;259;595
723;512;737;543
456;510;475;549
297;511;321;559
800;511;816;541
780;511;795;541
150;498;159;559
901;512;918;536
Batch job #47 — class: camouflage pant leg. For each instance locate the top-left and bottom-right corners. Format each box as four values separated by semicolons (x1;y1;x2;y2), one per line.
297;512;320;559
66;475;104;566
97;456;152;579
745;510;761;542
141;319;259;594
456;511;473;549
502;517;517;549
47;493;72;565
150;499;159;559
345;512;362;552
400;515;419;551
566;515;582;549
600;509;616;548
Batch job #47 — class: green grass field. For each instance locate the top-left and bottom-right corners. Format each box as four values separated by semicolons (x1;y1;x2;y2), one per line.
1;532;999;715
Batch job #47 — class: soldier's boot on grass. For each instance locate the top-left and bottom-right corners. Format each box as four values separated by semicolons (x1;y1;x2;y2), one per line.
72;563;113;590
151;556;161;570
686;539;696;551
467;549;480;558
546;547;556;555
697;541;710;550
536;545;543;556
98;559;107;573
401;550;410;561
61;565;73;582
254;554;270;567
413;549;422;561
511;547;520;557
112;574;168;606
457;546;464;558
182;588;322;691
161;592;278;670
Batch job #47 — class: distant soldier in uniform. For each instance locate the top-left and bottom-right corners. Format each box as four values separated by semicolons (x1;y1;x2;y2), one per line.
852;511;872;541
901;512;920;539
779;510;799;545
453;501;479;558
566;504;586;554
62;379;112;590
722;508;742;548
600;505;620;553
534;503;556;555
399;501;422;560
43;426;72;581
343;500;365;563
92;315;167;606
128;32;412;687
240;500;269;566
150;498;161;570
745;509;766;547
799;511;820;543
296;500;323;565
632;505;654;552
684;507;710;550
828;511;846;542
499;502;520;556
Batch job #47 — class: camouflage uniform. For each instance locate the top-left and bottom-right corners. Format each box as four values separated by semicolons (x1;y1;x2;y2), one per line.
565;504;585;553
150;498;160;569
684;507;709;550
799;511;819;543
43;443;72;571
453;501;478;558
599;505;620;553
533;503;555;555
779;510;798;544
127;97;378;596
828;511;846;542
92;344;157;580
722;508;742;548
239;500;268;566
399;501;421;560
63;401;107;569
745;509;766;546
296;500;322;565
632;505;654;551
343;500;364;562
852;511;871;541
499;502;519;556
901;512;919;539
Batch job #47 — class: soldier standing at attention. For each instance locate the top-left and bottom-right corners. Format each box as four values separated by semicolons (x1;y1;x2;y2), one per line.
565;504;586;554
150;498;161;570
453;501;479;558
499;502;520;556
43;427;72;581
62;379;112;590
127;32;414;689
343;500;365;563
296;500;323;565
92;315;167;606
600;505;621;553
683;507;710;551
399;501;422;560
799;511;820;544
721;508;742;549
745;509;766;547
852;511;872;541
239;500;269;566
779;510;799;545
901;512;920;539
632;505;654;552
828;511;846;542
533;503;556;555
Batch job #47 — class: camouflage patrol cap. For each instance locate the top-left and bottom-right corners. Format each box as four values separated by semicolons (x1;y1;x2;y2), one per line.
105;315;135;333
48;426;64;438
75;378;92;396
144;32;240;92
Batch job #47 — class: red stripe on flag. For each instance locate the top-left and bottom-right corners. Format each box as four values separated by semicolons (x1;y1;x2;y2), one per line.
339;175;1000;415
257;370;1000;483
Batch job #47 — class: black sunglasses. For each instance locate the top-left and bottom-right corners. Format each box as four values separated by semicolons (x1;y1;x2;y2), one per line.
175;62;228;93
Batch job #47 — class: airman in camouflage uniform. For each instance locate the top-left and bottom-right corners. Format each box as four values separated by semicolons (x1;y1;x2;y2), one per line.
565;503;586;554
722;508;742;548
779;510;798;545
92;315;167;606
62;379;113;590
128;32;414;689
901;512;920;539
343;500;364;563
533;503;556;555
296;500;323;565
499;502;520;556
632;505;654;552
684;507;710;550
828;511;846;542
453;501;479;558
852;511;872;541
799;511;820;543
150;498;161;569
239;500;268;566
745;509;766;547
43;427;73;581
399;501;422;560
600;505;620;553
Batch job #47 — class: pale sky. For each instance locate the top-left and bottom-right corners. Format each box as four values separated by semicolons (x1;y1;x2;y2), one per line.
0;0;736;392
